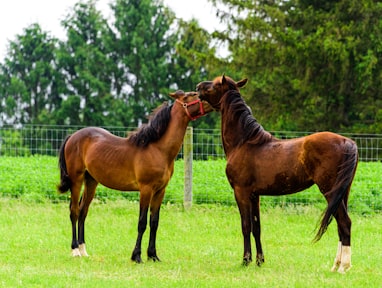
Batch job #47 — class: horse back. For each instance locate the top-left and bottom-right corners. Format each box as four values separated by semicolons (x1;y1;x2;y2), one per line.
63;127;174;191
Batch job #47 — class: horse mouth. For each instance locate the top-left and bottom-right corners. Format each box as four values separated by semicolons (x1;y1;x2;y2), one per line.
196;82;211;99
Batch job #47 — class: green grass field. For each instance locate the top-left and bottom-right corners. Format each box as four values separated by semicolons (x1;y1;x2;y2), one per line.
0;156;381;286
0;200;381;287
0;156;381;212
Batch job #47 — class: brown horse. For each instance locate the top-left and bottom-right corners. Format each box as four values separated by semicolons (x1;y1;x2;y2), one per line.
197;75;358;273
57;91;213;263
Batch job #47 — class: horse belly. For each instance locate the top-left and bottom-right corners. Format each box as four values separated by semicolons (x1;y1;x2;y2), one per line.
256;174;314;196
103;180;139;191
87;165;139;191
227;158;313;196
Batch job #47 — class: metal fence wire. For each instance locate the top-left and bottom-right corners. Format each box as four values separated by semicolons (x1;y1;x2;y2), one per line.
0;125;381;211
1;125;382;161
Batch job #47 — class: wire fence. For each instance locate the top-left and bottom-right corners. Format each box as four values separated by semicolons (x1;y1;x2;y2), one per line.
1;124;382;161
0;124;381;212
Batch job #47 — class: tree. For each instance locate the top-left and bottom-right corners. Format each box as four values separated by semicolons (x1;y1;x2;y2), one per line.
110;0;179;126
211;0;382;132
0;23;59;125
57;0;116;126
169;18;226;130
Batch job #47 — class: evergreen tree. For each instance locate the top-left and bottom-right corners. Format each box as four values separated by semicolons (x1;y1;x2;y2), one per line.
110;0;177;126
211;0;382;132
0;23;59;125
57;0;115;126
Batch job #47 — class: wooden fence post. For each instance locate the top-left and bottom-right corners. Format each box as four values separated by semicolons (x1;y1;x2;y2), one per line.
183;126;193;210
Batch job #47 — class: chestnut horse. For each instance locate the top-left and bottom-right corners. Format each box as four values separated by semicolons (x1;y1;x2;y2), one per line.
57;91;213;263
197;75;358;273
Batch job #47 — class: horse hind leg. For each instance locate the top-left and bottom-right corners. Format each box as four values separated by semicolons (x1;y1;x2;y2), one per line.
331;241;351;274
251;194;264;266
319;190;352;273
315;143;356;273
69;180;83;257
77;172;98;257
331;201;352;273
333;140;357;273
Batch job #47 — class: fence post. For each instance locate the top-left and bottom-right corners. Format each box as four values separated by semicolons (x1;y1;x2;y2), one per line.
183;126;193;210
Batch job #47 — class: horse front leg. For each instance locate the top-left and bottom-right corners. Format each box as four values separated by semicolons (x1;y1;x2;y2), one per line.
235;188;253;266
131;191;151;263
147;189;165;262
251;194;264;266
131;207;148;263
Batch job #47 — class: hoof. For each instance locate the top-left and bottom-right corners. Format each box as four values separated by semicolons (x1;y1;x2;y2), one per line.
331;262;340;272
330;260;351;273
133;258;143;264
337;263;351;274
242;258;252;266
72;248;81;257
131;248;143;263
131;254;143;264
148;255;161;262
256;255;265;266
331;244;351;273
79;243;89;257
242;252;252;266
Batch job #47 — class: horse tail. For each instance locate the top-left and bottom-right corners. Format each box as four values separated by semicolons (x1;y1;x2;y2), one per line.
314;139;358;242
57;135;72;193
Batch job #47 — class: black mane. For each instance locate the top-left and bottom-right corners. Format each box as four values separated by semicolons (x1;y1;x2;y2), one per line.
220;90;274;147
128;102;173;147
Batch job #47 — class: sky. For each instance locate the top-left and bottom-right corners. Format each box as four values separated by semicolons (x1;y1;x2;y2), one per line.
0;0;221;59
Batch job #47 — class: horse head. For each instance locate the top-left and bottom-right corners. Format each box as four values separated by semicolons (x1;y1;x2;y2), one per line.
196;75;248;110
169;90;214;120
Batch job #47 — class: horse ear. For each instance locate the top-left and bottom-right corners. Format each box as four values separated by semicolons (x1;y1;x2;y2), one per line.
237;78;248;88
169;90;185;100
222;74;227;85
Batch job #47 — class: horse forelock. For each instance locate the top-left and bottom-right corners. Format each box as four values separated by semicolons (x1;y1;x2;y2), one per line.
221;91;273;147
128;102;173;147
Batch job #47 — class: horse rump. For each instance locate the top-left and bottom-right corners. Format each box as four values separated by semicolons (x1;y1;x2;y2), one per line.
314;139;358;242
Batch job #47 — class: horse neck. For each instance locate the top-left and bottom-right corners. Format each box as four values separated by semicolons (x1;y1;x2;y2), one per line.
156;105;190;160
220;106;271;156
220;116;238;156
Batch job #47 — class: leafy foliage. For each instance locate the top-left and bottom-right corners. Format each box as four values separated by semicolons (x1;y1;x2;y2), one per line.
0;130;30;156
0;0;217;129
0;23;59;125
57;0;115;126
1;0;382;133
211;0;382;132
110;0;175;126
